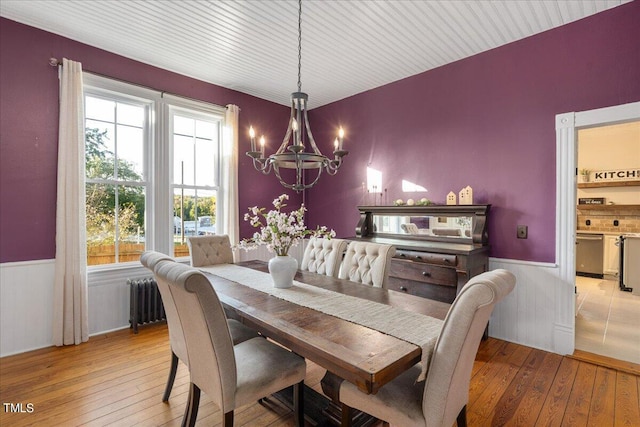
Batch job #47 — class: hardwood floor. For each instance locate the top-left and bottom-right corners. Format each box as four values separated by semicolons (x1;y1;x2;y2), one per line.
1;323;638;426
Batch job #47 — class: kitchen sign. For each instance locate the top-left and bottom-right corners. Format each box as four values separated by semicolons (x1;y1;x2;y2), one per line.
592;168;640;183
579;198;605;205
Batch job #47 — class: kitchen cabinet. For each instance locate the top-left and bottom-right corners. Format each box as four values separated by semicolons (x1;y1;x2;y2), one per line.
604;235;620;277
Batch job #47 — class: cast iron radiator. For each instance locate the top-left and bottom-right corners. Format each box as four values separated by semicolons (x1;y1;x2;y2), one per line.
128;277;166;333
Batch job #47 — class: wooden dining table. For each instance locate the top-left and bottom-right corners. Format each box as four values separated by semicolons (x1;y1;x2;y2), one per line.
203;260;451;424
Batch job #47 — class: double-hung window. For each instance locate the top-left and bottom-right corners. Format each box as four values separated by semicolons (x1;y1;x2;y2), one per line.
170;106;222;258
83;75;226;267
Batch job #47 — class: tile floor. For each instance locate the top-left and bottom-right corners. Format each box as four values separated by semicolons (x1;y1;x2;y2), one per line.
575;276;640;364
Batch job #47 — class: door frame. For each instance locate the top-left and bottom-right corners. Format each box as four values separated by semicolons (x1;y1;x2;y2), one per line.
555;101;640;355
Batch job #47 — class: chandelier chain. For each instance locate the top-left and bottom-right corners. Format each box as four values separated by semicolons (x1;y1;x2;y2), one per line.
297;0;302;92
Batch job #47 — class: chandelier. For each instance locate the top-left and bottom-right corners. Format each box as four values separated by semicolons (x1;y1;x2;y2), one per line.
247;0;348;192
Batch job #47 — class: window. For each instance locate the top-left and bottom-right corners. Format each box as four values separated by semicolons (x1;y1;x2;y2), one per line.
171;108;222;257
84;75;225;266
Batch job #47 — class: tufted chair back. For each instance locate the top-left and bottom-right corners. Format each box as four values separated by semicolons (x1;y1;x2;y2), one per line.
300;237;348;278
187;235;234;267
338;241;395;288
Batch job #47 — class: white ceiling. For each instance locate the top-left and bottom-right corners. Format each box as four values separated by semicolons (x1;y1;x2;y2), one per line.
0;0;632;108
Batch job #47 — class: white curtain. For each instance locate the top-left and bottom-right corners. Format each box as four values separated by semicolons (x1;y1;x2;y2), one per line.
53;58;89;346
223;104;240;245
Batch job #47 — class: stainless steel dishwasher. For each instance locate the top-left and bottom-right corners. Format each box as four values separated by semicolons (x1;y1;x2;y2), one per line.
576;233;604;278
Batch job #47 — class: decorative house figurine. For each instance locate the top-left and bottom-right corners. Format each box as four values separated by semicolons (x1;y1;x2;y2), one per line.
459;186;473;205
446;191;457;205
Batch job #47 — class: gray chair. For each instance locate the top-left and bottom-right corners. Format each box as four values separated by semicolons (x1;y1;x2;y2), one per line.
338;241;396;288
187;235;234;267
300;237;348;278
339;269;516;427
140;251;259;403
153;259;307;427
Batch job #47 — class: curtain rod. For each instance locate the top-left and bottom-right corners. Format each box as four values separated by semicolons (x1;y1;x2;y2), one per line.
49;57;233;109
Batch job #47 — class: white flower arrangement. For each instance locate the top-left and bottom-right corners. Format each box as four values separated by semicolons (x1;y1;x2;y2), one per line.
237;194;335;256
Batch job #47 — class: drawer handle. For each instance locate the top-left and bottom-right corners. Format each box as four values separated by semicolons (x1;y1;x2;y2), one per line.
399;253;407;258
399;286;408;292
422;271;431;277
443;258;450;263
415;255;422;261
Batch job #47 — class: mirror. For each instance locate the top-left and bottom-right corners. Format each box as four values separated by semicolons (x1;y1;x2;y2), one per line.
356;205;490;245
372;214;473;239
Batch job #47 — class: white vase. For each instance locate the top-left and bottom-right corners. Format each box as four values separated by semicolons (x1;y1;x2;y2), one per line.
268;255;298;289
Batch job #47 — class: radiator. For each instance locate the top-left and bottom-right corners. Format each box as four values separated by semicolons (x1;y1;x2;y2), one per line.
128;277;166;333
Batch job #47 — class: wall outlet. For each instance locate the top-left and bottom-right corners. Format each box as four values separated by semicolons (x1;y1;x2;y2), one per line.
517;225;528;239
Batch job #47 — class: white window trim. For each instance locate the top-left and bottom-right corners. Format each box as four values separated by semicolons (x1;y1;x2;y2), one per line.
83;74;226;277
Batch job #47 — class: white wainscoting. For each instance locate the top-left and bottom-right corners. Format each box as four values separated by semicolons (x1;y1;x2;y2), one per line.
0;259;55;357
1;246;569;357
488;258;573;355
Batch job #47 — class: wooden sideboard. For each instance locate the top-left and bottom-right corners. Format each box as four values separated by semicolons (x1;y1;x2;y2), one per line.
352;205;491;303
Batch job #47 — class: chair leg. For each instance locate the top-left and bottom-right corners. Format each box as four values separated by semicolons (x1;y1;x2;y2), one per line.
293;380;304;427
341;403;353;427
457;405;467;427
223;410;234;427
182;383;200;427
162;350;179;402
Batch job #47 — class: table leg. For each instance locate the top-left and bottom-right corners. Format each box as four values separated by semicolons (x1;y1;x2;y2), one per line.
320;372;378;427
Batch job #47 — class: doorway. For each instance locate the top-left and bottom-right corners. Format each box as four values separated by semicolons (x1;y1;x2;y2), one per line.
556;103;640;363
574;120;640;364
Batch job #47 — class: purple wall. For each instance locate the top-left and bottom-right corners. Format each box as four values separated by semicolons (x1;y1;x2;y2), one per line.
306;1;640;263
0;18;299;263
2;2;639;264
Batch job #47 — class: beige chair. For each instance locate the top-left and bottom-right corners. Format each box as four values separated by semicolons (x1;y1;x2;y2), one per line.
338;241;396;288
401;223;420;234
140;251;259;403
187;235;234;267
339;269;516;427
153;259;307;427
300;237;348;277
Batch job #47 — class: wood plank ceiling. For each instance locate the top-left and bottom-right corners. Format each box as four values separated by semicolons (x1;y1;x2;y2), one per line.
0;0;632;107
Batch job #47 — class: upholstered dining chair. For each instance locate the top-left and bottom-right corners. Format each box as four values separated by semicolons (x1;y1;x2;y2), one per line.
338;241;396;288
140;251;259;403
300;237;348;278
153;259;307;427
187;234;243;322
338;269;516;427
187;234;235;267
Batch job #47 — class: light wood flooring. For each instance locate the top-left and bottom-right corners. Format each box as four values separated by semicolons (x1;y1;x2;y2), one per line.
1;323;639;426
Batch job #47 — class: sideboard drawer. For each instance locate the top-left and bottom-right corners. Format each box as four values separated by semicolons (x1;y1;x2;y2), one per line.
394;250;457;267
389;259;457;287
388;277;457;303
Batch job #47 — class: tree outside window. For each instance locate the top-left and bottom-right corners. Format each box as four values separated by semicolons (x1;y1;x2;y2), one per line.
85;95;147;265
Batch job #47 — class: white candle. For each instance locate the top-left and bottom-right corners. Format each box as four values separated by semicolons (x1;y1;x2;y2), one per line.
249;126;256;151
292;119;300;146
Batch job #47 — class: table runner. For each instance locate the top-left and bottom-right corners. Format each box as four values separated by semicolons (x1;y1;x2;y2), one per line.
199;264;444;381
